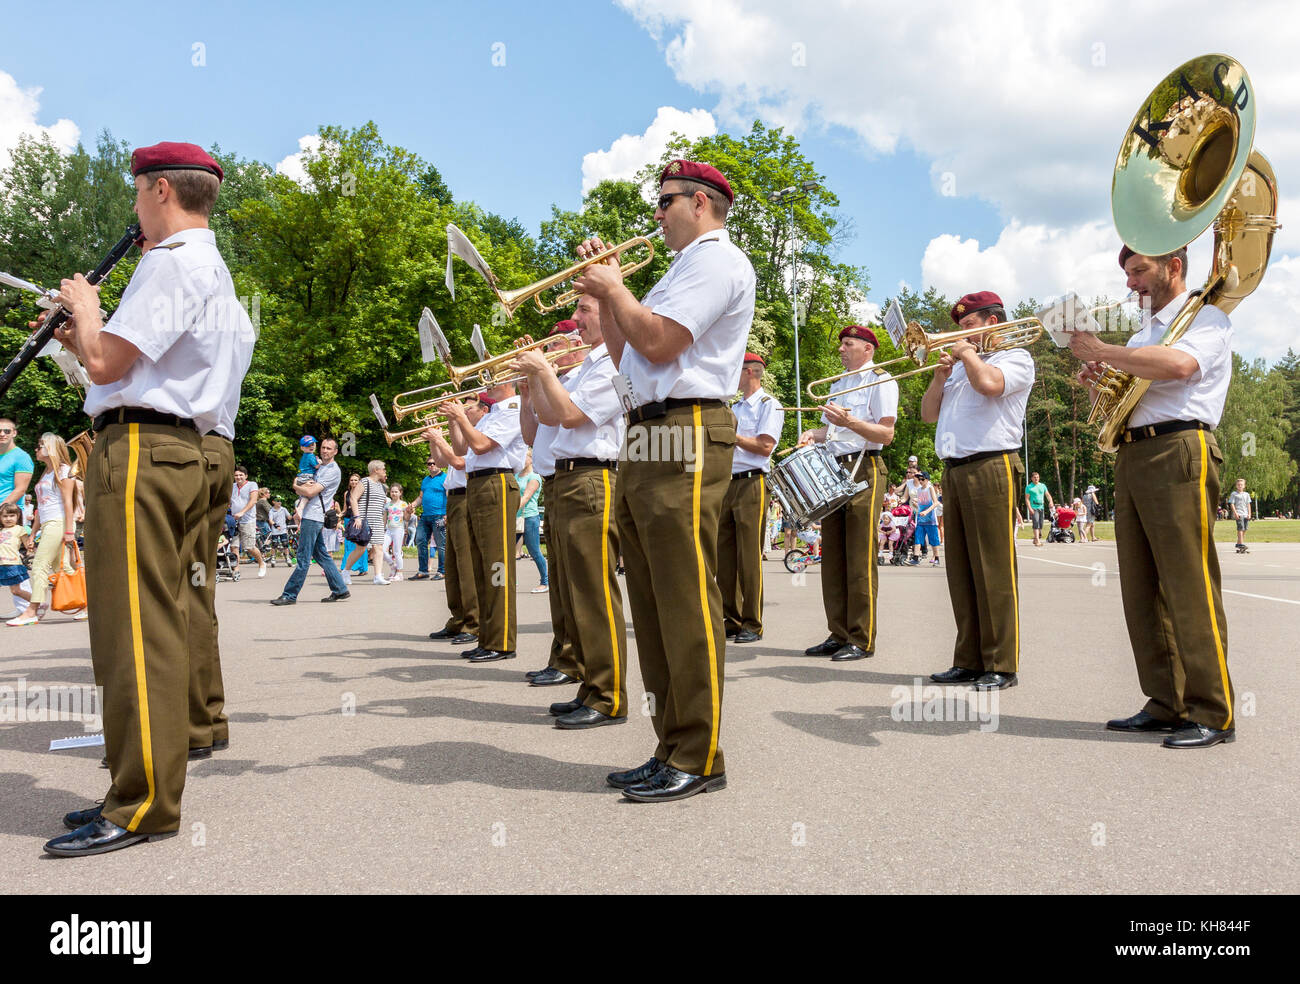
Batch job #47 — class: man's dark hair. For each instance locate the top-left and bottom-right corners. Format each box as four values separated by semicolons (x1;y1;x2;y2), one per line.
235;464;248;475
675;178;730;220
980;306;1009;325
1159;246;1189;277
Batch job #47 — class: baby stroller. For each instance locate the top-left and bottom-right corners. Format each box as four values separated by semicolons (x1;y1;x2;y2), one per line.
215;513;241;582
1047;506;1076;543
888;505;916;566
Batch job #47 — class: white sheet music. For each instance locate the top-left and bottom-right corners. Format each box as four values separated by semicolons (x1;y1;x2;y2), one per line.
470;324;488;361
418;308;447;365
1037;293;1101;347
884;298;907;347
50;733;104;751
369;394;389;429
446;223;497;301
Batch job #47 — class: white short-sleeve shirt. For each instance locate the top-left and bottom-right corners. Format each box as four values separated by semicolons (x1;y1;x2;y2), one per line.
731;387;784;473
466;397;526;474
551;343;626;462
619;228;756;406
934;349;1034;459
531;421;559;478
1125;290;1233;429
444;464;467;492
822;365;899;455
230;479;258;518
84;228;255;439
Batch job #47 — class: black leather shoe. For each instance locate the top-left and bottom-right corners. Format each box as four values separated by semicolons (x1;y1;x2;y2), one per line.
62;801;104;830
529;667;577;687
461;646;487;659
804;636;843;656
733;629;762;643
1106;710;1179;733
320;590;350;602
44;817;169;857
622;765;726;802
270;596;296;606
188;746;212;761
831;644;871;661
525;667;546;680
450;632;477;645
213;737;229;751
555;706;626;730
428;628;460;640
409;573;430;581
468;649;516;663
607;757;665;789
725;629;739;641
930;666;982;683
973;671;1017;691
1163;722;1236;748
549;697;584;717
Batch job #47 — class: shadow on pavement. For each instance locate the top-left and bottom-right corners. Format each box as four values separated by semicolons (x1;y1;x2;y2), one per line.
776;705;1157;745
317;740;610;793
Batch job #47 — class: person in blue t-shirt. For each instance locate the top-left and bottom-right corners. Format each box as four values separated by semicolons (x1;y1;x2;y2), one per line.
293;435;319;523
410;458;448;580
0;418;35;508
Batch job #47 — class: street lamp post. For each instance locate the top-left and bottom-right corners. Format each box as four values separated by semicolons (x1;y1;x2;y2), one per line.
770;180;820;437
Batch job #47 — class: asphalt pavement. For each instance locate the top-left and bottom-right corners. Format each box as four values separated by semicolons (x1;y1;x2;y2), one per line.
2;538;1296;893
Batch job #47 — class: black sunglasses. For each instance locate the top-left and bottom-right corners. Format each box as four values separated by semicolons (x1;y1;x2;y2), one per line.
656;191;694;211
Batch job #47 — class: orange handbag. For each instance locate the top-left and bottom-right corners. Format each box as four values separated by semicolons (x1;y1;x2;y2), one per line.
50;541;88;613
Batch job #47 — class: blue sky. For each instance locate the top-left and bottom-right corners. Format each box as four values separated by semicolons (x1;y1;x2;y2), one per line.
3;0;1294;359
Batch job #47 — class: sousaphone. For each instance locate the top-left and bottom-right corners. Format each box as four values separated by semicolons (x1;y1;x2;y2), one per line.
1089;54;1280;452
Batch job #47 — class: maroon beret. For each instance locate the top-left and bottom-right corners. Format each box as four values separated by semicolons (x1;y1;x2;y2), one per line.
950;291;1003;324
549;319;579;337
743;351;765;367
660;160;734;204
477;395;497;408
1118;245;1137;269
130;142;224;182
838;325;879;347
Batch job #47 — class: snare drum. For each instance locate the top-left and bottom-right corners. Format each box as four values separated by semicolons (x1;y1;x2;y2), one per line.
770;444;865;527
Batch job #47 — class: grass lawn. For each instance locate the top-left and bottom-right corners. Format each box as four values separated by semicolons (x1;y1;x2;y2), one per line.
1076;519;1300;543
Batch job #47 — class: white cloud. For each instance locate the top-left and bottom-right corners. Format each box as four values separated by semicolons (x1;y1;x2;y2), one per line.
580;106;716;194
621;1;1299;362
275;134;324;186
0;70;79;170
847;291;879;326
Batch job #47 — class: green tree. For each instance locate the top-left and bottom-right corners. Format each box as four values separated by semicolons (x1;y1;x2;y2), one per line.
1216;353;1296;503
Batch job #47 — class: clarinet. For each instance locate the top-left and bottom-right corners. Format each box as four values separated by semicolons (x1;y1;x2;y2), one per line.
0;222;142;401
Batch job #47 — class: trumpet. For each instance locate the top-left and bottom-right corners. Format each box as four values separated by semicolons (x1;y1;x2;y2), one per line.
452;224;662;319
805;316;1044;399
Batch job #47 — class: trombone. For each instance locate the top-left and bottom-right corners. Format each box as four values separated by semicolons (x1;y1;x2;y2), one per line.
392;339;590;420
805;316;1045;400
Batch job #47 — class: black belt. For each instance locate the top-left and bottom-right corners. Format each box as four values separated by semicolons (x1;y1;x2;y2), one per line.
732;468;767;480
92;407;197;433
943;448;1019;469
467;467;514;480
835;451;881;467
447;488;468;497
556;457;617;472
1121;420;1211;444
626;398;725;426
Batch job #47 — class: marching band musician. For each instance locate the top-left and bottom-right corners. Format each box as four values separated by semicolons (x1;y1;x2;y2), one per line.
798;326;897;661
519;321;584;688
720;353;783;644
573;159;754;802
511;296;628;729
425;404;480;649
440;383;527;662
43;142;255;856
1070;245;1236;749
921;291;1033;691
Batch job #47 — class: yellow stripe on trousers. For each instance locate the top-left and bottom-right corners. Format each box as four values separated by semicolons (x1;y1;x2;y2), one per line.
600;469;620;716
1196;430;1232;729
1002;454;1021;672
755;474;765;621
691;406;721;775
499;473;510;644
124;425;157;832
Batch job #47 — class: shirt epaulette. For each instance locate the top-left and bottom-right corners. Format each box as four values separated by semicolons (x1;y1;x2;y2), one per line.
151;242;185;251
